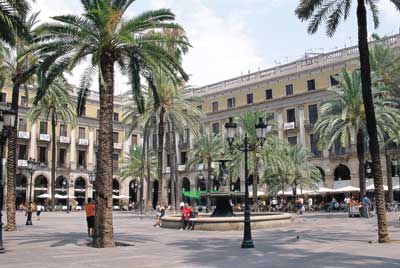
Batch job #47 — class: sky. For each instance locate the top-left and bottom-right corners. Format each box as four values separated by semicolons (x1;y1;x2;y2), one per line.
32;0;400;93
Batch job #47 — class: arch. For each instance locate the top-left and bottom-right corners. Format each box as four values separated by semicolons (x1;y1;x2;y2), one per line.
152;180;159;209
55;176;68;205
316;166;326;181
197;175;206;191
112;179;120;206
181;177;191;203
16;174;27;207
34;175;49;204
74;177;87;206
129;179;139;205
334;164;351;181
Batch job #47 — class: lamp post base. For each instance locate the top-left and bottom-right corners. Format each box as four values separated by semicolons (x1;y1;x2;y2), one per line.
25;212;33;226
241;239;255;248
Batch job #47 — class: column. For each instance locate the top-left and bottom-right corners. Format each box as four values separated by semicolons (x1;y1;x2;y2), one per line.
277;110;283;139
299;107;306;146
30;122;37;159
70;127;76;170
88;129;94;171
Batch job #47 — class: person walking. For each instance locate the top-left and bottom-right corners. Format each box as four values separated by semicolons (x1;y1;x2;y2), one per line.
362;195;371;218
36;203;42;221
84;198;95;237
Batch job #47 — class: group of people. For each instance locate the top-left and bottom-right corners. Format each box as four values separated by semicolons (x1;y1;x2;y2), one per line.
152;201;197;230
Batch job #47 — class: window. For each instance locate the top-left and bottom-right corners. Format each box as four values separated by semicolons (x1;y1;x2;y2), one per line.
310;134;321;157
59;148;66;166
333;140;345;155
131;134;138;145
80;107;86;117
78;150;86;167
113;132;119;143
286;109;296;123
38;147;47;164
18;118;27;132
197;105;202;111
212;102;219;113
267;112;275;121
78;127;86;139
183;128;189;144
59;124;67;136
20;96;28;106
96;109;100;119
265;89;273;100
18;145;27;160
307;79;316;91
180;151;187;165
113;153;119;169
246;93;253;104
212;123;219;135
227;97;236;109
166;153;171;167
330;74;339;86
308;104;318;124
0;92;6;103
285;84;294;96
39;122;48;134
113;112;119;121
288;136;297;145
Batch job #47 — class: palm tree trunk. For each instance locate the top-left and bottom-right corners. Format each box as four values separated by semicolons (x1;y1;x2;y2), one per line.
356;130;366;197
172;122;180;211
50;112;56;211
167;122;176;211
292;182;297;198
356;0;389;243
206;159;212;212
145;130;152;211
93;54;114;248
252;152;258;212
140;121;149;214
385;149;393;203
5;82;20;231
157;108;165;205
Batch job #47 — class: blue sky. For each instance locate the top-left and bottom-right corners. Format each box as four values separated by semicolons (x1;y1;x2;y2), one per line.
33;0;400;91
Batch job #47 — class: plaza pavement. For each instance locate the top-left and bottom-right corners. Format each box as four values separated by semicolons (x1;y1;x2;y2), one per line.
1;211;400;268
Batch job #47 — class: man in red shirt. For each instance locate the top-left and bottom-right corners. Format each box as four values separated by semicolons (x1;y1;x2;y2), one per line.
180;203;192;230
84;198;95;237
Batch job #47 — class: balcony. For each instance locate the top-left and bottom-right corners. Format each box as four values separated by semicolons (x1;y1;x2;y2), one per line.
113;143;123;150
58;162;68;169
304;120;316;130
283;122;296;130
39;134;50;142
17;159;28;167
78;138;89;146
39;162;48;168
18;131;30;139
178;165;186;171
179;142;190;150
59;136;70;144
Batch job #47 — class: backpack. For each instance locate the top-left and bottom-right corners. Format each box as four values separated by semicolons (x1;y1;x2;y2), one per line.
160;208;165;217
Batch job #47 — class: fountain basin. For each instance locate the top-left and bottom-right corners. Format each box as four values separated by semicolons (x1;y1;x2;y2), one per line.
161;212;293;231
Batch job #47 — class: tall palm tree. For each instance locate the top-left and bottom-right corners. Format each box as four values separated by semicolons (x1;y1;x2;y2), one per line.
295;0;400;243
31;0;189;248
28;75;76;211
2;12;38;231
187;133;224;211
314;69;400;197
0;0;30;46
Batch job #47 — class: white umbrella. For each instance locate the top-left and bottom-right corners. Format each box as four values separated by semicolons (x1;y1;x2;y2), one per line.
318;187;333;193
57;194;77;199
113;195;121;199
366;184;388;191
55;194;64;199
37;193;51;198
249;191;265;198
333;186;360;193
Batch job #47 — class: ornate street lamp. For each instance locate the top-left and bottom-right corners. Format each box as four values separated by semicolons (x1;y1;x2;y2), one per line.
0;109;17;253
224;116;269;249
26;158;39;225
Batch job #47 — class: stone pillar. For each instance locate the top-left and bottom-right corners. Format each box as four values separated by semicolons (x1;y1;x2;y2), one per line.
88;129;94;171
30;122;37;159
70;127;76;170
277;110;283;139
298;107;306;146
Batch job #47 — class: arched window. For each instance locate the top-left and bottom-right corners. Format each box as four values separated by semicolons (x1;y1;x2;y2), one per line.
334;164;351;181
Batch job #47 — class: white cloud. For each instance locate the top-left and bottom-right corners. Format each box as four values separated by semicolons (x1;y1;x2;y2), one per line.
150;0;266;87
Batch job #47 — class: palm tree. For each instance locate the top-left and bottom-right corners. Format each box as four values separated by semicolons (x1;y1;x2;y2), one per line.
295;0;400;243
32;1;189;248
28;75;76;211
0;0;30;46
187;133;224;211
263;141;322;197
2;12;38;231
234;111;275;211
120;144;156;212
